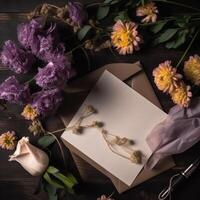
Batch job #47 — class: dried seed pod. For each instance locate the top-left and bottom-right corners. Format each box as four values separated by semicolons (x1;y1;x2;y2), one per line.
94;40;111;52
92;121;103;128
101;129;108;135
130;150;142;164
40;4;50;15
28;120;45;136
115;137;129;145
72;126;83;134
83;105;96;115
84;40;94;50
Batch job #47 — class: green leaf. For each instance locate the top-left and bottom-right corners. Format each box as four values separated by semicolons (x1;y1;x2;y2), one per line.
38;135;55;149
165;29;188;49
104;0;113;3
44;183;58;200
151;21;168;33
115;11;129;21
154;28;178;45
43;172;64;189
97;6;110;20
109;0;120;5
47;166;60;174
77;25;92;41
51;172;77;193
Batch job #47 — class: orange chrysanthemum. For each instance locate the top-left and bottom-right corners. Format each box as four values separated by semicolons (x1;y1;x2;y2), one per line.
111;20;142;55
153;61;182;93
0;131;17;150
184;55;200;85
170;82;192;107
136;2;158;23
21;104;38;120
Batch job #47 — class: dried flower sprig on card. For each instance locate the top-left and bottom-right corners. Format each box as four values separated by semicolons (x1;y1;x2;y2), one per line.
66;105;143;164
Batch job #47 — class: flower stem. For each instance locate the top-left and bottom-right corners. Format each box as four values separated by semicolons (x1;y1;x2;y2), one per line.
24;76;36;84
85;2;101;8
47;131;67;168
50;128;66;134
176;29;199;68
154;0;200;12
66;42;86;55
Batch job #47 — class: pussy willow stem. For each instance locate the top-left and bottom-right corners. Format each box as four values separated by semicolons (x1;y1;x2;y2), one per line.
154;0;200;12
176;29;199;68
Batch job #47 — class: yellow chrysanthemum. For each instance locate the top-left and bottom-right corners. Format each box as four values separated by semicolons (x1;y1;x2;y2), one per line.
170;82;192;107
111;20;142;55
184;55;200;85
0;131;17;150
136;2;158;23
21;104;38;120
153;61;182;93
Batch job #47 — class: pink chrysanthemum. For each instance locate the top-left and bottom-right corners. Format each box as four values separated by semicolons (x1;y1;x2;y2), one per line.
153;61;182;93
136;2;158;23
184;55;200;85
111;20;142;55
170;82;192;107
0;131;17;150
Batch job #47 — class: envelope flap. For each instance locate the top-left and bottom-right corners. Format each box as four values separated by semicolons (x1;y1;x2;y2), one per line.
60;62;174;193
66;62;142;93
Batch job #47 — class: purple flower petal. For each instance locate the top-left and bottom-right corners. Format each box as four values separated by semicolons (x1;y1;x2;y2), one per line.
1;40;35;74
0;76;30;104
31;89;63;118
35;61;72;89
68;1;87;27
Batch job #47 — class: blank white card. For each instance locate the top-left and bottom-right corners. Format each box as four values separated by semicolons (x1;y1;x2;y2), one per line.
61;70;167;186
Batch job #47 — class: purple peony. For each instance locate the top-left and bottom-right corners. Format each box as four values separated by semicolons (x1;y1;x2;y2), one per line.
68;1;87;27
35;61;72;89
1;40;35;74
0;76;30;104
31;89;63;118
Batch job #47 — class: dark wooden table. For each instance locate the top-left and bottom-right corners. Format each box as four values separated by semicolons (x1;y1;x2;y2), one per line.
1;1;200;200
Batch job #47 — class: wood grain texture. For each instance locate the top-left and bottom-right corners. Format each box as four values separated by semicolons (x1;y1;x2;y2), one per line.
0;0;200;200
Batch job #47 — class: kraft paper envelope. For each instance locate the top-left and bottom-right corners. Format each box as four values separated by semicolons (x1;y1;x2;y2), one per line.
60;62;175;193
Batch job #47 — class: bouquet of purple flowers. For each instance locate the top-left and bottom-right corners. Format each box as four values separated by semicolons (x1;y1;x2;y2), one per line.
0;17;75;120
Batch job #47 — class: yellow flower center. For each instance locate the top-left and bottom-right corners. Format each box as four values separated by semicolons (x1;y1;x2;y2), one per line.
184;57;200;85
145;6;154;16
171;84;191;107
0;131;16;150
114;30;133;48
4;136;13;145
158;69;174;85
21;104;38;120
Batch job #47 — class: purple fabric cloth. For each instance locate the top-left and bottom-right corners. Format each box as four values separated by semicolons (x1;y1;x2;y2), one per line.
146;97;200;169
1;40;35;74
0;76;30;104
